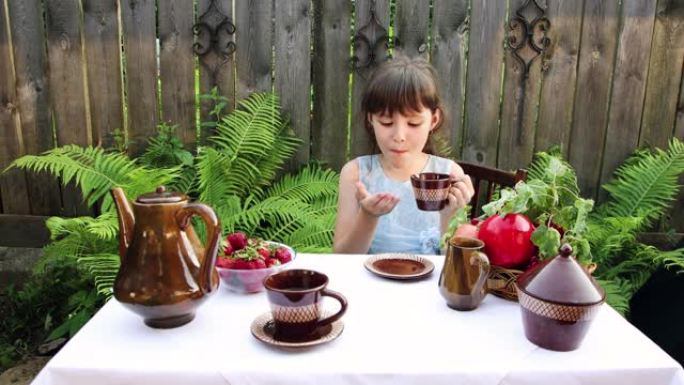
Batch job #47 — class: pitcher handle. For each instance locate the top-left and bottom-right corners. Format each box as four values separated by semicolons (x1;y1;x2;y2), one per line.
176;203;221;294
317;289;348;327
471;251;491;297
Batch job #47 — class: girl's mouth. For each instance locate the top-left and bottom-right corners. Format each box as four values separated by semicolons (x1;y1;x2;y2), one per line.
391;150;407;154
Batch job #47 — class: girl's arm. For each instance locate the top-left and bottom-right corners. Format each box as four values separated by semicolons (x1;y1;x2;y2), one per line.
333;160;397;254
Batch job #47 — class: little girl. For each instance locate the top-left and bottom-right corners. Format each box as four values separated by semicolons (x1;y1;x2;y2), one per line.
333;56;474;254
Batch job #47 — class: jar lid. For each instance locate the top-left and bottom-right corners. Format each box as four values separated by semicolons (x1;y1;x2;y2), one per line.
136;186;187;204
516;244;605;305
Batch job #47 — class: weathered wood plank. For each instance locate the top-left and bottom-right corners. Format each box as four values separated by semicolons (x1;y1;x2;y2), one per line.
350;0;390;158
159;0;196;150
198;0;235;143
498;0;545;170
45;0;92;217
535;0;583;156
0;215;50;247
120;0;158;156
0;0;30;214
568;0;619;199
394;0;430;59
83;0;123;149
235;0;272;102
462;0;507;166
430;0;468;158
672;68;684;232
7;0;62;216
275;0;311;169
599;0;657;200
640;0;684;149
311;0;351;171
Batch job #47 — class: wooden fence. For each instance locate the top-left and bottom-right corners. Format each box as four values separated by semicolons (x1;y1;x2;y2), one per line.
1;0;683;246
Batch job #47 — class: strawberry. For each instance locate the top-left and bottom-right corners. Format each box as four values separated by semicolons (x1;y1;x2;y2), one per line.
256;247;271;260
223;242;234;256
216;256;235;269
275;247;292;264
265;257;280;267
232;259;251;270
251;259;267;269
226;232;248;250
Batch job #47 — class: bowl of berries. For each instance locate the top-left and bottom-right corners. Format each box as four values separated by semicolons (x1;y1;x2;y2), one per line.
215;232;295;293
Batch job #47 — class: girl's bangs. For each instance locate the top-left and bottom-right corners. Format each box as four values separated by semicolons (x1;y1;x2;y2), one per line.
365;70;438;116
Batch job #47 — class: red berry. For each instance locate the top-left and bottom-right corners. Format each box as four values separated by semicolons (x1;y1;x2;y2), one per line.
223;242;234;256
232;259;251;270
257;247;270;260
265;257;280;267
253;259;267;269
226;232;248;250
275;247;292;264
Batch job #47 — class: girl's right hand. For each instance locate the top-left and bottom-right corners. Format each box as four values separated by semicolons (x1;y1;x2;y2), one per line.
355;181;400;217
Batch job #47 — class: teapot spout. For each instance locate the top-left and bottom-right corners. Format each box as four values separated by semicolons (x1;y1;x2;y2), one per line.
111;187;135;260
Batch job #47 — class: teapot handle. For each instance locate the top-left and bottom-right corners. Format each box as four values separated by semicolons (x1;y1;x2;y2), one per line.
176;203;220;294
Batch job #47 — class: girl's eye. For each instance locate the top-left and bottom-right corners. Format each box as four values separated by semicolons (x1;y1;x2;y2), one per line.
408;122;422;127
379;121;393;126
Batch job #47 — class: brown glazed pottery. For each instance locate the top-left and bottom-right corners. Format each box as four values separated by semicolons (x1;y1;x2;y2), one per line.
438;237;490;311
516;244;605;351
250;311;345;348
410;172;455;211
263;269;347;341
111;186;220;328
363;254;435;280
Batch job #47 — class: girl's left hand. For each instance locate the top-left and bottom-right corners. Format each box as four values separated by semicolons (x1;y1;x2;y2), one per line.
441;174;475;218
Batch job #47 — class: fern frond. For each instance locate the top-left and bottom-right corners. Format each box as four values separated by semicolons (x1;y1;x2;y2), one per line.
599;138;684;229
77;253;119;298
260;163;339;202
139;122;194;169
7;145;180;212
596;278;632;316
250;120;301;190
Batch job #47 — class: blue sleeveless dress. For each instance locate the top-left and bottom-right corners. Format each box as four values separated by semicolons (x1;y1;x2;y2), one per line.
357;154;454;255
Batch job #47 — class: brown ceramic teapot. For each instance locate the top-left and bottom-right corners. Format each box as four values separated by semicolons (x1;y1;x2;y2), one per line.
111;186;220;328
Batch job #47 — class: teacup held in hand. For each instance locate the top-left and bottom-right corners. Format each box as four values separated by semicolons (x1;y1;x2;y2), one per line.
263;269;347;341
410;172;455;211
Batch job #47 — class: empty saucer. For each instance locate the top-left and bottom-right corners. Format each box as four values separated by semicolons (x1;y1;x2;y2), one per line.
250;312;344;348
364;254;435;280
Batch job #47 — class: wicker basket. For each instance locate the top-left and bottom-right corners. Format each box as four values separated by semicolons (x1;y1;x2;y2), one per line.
487;263;597;302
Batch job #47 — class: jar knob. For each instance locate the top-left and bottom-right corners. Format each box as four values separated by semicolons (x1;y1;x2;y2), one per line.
156;186;166;194
559;244;573;258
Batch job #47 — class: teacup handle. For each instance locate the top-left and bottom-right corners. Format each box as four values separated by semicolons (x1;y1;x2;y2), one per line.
471;251;491;295
317;288;348;327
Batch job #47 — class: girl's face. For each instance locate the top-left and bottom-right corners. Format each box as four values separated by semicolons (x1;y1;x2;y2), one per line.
370;106;441;163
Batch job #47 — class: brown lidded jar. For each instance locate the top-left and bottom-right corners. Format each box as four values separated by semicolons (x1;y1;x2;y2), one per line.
515;244;605;351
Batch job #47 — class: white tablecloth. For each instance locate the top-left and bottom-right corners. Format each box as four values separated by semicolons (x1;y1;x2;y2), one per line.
32;253;684;385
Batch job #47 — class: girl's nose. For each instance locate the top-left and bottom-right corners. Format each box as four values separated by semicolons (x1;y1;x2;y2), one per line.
393;126;407;142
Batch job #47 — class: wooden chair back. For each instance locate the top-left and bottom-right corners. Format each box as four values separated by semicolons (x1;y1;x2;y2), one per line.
457;162;528;219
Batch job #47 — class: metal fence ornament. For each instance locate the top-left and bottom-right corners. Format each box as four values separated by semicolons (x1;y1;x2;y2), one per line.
193;0;236;81
351;0;391;72
507;0;550;79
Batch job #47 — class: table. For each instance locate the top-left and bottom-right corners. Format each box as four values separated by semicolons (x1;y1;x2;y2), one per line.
32;253;684;385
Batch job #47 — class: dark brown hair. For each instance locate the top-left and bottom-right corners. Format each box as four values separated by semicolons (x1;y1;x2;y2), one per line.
361;55;445;154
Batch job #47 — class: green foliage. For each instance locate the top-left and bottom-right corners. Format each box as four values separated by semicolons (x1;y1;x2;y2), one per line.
0;256;103;372
6;89;339;308
473;139;684;315
8;146;180;212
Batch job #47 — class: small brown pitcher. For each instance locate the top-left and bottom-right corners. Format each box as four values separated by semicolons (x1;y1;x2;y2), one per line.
438;236;490;311
111;186;220;328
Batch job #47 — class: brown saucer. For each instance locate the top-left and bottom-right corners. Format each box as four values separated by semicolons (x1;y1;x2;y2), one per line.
364;254;435;280
250;312;344;348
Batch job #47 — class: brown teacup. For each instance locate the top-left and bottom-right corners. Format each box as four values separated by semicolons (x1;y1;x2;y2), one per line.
263;269;347;340
410;172;455;211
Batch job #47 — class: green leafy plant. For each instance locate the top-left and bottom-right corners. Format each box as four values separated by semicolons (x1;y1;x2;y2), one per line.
469;140;684;314
4;92;339;358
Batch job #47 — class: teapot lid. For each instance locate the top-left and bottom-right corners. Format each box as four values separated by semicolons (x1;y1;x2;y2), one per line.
516;244;605;305
136;186;187;204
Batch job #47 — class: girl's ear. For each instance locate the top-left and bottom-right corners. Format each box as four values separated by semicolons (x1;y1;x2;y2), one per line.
430;108;442;131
